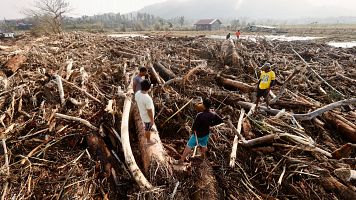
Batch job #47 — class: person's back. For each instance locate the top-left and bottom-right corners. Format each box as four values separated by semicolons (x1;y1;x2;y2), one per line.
135;91;154;123
193;110;223;137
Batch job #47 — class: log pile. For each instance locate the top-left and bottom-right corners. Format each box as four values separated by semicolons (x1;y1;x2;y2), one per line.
0;32;355;199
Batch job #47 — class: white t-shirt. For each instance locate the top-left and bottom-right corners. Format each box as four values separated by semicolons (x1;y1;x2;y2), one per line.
135;91;155;123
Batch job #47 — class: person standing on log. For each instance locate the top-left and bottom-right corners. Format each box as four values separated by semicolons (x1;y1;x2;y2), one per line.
133;66;148;93
226;33;231;40
235;30;241;41
175;99;224;164
254;63;276;112
135;80;156;145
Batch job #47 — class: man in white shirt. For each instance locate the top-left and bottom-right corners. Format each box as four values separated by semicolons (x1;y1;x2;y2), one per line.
135;79;156;144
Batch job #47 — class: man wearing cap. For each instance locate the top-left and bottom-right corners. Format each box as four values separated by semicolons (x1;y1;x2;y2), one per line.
254;63;276;112
174;98;224;164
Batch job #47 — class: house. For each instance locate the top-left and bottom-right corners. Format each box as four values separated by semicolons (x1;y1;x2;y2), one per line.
194;19;222;31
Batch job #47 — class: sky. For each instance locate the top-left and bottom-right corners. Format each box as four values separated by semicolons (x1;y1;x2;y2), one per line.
1;0;356;19
0;0;166;19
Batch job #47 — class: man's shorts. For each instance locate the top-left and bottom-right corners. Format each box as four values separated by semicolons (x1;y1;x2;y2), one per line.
256;88;269;98
187;133;210;149
144;122;153;131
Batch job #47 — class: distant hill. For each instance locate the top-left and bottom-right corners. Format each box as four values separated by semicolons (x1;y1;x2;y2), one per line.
139;0;356;22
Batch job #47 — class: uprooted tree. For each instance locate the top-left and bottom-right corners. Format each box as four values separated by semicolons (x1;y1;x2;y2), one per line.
26;0;71;34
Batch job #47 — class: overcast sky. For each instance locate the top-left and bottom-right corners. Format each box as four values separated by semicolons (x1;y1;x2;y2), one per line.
1;0;356;19
0;0;166;19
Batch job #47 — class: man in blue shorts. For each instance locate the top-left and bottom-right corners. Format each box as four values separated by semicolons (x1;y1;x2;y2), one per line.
175;98;224;164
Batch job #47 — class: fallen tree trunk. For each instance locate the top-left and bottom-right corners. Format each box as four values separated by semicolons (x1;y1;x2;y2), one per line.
270;99;315;109
132;105;173;185
192;160;218;200
5;54;27;74
221;39;243;68
120;78;153;190
238;98;356;121
323;112;356;143
293;98;356;121
320;175;356;200
216;74;255;93
229;109;245;168
154;62;176;81
148;62;164;85
86;134;117;179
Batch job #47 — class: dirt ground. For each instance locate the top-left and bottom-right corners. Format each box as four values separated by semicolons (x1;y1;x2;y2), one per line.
0;30;355;199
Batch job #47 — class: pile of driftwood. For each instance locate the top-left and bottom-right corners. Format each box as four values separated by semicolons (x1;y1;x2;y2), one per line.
0;32;355;199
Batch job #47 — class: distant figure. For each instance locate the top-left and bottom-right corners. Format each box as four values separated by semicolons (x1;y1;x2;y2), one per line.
226;33;231;40
135;80;156;145
254;63;276;112
174;98;224;165
133;66;148;93
235;30;241;39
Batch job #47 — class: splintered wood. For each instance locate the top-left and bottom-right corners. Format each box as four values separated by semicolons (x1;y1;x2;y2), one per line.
0;32;355;200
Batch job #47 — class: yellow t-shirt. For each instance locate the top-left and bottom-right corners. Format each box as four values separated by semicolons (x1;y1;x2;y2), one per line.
259;71;276;89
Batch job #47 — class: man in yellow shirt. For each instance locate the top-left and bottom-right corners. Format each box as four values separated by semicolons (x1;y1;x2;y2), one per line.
255;63;276;112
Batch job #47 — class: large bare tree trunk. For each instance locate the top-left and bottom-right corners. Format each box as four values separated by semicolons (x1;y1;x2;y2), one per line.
120;78;153;189
154;62;176;81
221;39;243;68
323;112;356;143
192;161;218;200
216;75;255;93
320;175;356;200
132;105;173;185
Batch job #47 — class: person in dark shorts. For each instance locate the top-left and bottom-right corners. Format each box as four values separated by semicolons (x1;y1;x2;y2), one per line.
174;98;224;164
255;63;276;112
135;80;156;145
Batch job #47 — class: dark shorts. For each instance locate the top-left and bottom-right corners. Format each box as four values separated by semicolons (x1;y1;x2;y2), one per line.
144;122;153;131
256;88;269;98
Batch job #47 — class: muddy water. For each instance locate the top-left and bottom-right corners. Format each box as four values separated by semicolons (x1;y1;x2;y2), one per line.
207;34;323;42
327;41;356;48
108;34;148;38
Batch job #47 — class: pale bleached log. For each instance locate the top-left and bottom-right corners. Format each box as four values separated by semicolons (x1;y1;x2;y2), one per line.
229;109;245;168
293;98;356;121
55;113;98;131
55;74;65;106
120;77;153;190
334;168;356;182
238;98;356;121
